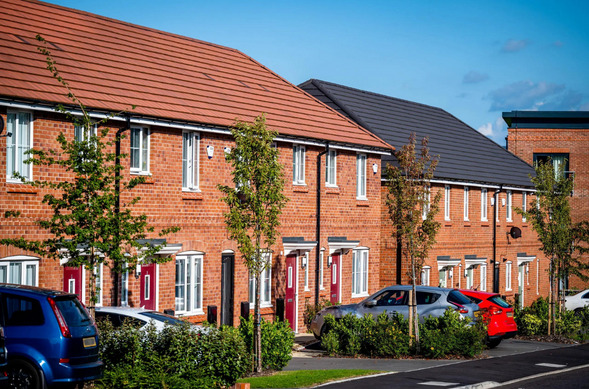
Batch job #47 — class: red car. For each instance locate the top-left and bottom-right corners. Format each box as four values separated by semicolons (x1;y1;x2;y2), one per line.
460;290;518;348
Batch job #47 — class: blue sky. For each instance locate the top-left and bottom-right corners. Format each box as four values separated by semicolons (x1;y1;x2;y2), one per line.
46;0;589;146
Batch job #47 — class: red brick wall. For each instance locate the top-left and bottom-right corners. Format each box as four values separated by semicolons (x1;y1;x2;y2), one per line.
508;126;589;290
380;181;549;306
0;108;382;331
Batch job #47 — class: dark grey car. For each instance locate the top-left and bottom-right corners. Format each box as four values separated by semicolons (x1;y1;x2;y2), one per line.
310;285;479;339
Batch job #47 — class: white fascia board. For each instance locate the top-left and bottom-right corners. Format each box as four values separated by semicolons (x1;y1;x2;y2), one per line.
437;258;461;270
283;242;317;257
380;177;536;192
517;256;535;266
465;257;487;269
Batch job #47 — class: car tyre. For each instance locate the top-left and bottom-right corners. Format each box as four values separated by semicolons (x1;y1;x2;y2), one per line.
7;359;44;389
486;338;501;349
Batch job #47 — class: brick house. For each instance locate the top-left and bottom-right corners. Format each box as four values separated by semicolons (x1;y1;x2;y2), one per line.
504;110;589;290
300;80;548;306
0;0;392;331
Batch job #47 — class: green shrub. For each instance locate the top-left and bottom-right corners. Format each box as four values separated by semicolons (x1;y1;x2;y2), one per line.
518;313;544;336
556;309;582;335
303;298;333;332
362;312;410;357
239;316;294;371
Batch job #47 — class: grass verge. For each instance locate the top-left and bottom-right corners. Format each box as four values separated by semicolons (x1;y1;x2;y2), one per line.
237;369;384;388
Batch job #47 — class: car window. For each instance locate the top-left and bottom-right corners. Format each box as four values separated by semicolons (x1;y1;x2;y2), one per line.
373;290;407;306
582;291;589;299
96;312;146;329
2;295;44;326
464;295;482;304
139;311;185;325
488;295;511;308
416;292;440;305
54;297;91;327
447;290;472;306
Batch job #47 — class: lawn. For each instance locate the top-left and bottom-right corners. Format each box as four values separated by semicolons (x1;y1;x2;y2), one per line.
237;369;384;388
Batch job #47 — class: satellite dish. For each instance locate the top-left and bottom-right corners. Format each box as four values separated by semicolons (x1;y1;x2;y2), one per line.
509;227;522;239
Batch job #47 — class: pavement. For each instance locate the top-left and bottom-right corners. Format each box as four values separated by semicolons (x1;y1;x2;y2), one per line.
286;333;574;372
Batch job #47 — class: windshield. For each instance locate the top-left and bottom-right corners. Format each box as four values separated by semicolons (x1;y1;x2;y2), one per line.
55;297;91;327
447;290;473;305
488;295;511;308
139;311;186;325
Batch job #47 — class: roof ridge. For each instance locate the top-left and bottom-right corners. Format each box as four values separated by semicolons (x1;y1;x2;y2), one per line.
28;0;241;54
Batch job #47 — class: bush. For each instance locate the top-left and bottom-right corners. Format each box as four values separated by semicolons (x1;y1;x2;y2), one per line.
97;321;249;389
556;309;582;335
239;316;294;371
518;313;545;336
303;298;333;332
362;312;410;357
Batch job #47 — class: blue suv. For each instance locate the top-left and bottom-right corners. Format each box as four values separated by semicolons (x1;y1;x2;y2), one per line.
0;284;103;388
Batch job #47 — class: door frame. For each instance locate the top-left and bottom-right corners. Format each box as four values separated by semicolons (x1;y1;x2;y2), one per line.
221;252;235;326
63;265;85;302
139;262;159;310
285;253;299;332
330;253;342;305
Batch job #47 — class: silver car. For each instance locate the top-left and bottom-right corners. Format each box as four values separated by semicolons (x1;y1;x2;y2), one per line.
310;285;479;339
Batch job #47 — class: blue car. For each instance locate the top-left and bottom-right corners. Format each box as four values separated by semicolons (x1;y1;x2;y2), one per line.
0;284;103;388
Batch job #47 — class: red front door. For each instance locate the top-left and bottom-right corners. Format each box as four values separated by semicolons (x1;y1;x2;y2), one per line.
330;254;341;305
63;266;83;299
285;255;297;331
140;263;156;310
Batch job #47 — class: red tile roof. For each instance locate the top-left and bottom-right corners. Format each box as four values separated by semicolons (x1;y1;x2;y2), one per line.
0;0;391;150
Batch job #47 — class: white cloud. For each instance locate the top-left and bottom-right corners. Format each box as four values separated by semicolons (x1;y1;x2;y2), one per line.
478;122;494;136
488;81;566;111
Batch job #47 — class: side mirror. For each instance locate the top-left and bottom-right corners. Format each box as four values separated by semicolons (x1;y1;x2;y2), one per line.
364;300;377;307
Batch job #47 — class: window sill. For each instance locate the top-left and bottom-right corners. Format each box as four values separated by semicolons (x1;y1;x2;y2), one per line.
6;183;38;194
325;187;340;194
182;191;203;201
177;310;205;317
352;293;369;299
293;186;309;193
356;201;369;207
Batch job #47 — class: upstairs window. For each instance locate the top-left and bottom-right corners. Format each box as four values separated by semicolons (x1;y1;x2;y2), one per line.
444;185;451;220
130;127;150;174
522;192;527;222
422;186;431;220
533;153;570;180
6;111;33;182
325;149;337;186
481;188;488;221
463;186;469;221
182;131;200;191
292;145;306;185
356;153;367;199
506;190;513;222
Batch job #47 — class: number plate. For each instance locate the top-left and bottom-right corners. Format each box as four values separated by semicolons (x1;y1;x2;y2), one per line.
83;337;97;348
507;312;513;318
474;311;481;317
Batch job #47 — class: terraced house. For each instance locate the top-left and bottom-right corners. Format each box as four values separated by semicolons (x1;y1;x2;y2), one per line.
300;80;547;307
0;0;392;331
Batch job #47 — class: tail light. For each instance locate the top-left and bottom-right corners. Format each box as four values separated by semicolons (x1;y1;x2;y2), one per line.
48;297;71;338
488;306;503;315
450;302;469;314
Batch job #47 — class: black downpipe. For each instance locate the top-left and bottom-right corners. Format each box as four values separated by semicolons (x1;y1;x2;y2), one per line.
113;115;131;306
492;186;502;293
315;143;329;305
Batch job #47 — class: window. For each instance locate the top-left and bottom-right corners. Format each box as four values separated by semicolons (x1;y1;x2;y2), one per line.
325;149;337;186
506;190;512;222
182;131;200;191
249;253;272;307
480;264;487;291
444;185;451;220
438;268;447;288
130;127;150;174
421;266;431;286
319;249;325;290
292;145;306;184
2;295;44;326
94;264;103;307
74;123;97;142
522;192;527;222
175;254;203;314
352;248;369;296
505;261;512;291
533;153;569;180
356;154;367;199
422;186;431;220
466;267;473;289
481;188;488;221
0;257;39;286
121;265;129;306
304;253;309;291
464;187;469;221
374;289;407;306
6;111;33;182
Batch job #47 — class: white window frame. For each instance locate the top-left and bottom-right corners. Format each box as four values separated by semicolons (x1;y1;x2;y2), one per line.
506;190;513;222
356;153;367;200
292;144;306;185
352;248;369;297
438;268;447;288
175;253;204;315
304;253;310;291
0;256;39;286
74;122;98;142
249;253;272;307
481;188;488;221
130;127;150;174
325;149;337;187
121;264;129;306
6;110;33;182
463;186;469;221
182;131;200;191
466;267;473;289
422;186;431;220
444;185;451;220
505;261;512;291
522;192;527;222
480;264;487;291
421;266;431;286
319;248;325;290
94;264;104;307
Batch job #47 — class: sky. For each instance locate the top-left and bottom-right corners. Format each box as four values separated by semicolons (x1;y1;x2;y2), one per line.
45;0;589;147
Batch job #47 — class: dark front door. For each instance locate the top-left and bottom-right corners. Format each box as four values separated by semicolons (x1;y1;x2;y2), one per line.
330;253;341;305
221;254;235;326
140;263;156;310
285;254;297;331
63;266;83;299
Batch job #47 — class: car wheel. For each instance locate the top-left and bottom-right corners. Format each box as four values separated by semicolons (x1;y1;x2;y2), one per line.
7;359;43;389
486;338;501;349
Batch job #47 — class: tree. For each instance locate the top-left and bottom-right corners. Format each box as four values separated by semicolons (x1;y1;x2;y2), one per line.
517;159;588;334
385;133;441;350
218;114;287;373
1;35;179;314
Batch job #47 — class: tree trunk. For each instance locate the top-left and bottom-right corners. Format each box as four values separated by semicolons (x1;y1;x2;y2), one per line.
254;269;262;373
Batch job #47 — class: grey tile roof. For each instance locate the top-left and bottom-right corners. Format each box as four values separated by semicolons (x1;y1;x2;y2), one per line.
300;79;535;188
